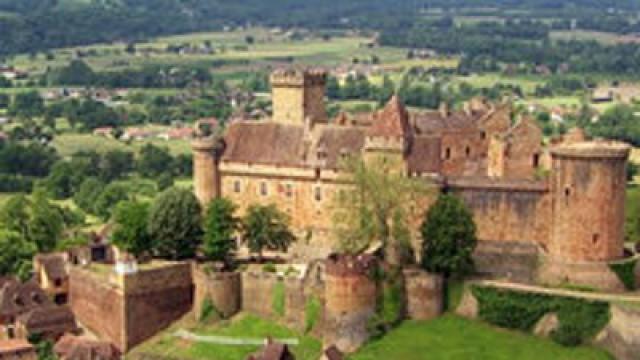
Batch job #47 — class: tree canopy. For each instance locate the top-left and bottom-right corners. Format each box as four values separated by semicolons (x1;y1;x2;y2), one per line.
420;194;477;277
112;201;152;259
241;204;295;260
203;197;239;263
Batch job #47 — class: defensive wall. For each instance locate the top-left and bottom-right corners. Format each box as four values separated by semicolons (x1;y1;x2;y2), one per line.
69;262;193;353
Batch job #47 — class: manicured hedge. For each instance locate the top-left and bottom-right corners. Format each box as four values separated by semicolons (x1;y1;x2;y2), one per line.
609;258;637;291
472;286;610;346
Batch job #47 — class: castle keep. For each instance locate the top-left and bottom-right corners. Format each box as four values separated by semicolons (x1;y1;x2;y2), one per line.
193;68;631;291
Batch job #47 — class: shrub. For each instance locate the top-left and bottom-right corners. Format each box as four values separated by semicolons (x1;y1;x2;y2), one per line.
609;258;637;291
304;296;321;333
272;281;285;317
472;286;610;346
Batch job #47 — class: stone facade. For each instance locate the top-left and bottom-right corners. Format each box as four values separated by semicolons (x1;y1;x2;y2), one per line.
193;67;632;290
69;262;193;353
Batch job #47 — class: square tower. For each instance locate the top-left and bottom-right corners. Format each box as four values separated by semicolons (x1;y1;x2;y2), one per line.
270;68;327;125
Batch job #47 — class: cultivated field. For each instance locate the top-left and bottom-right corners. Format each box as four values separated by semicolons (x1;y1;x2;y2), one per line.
551;30;640;45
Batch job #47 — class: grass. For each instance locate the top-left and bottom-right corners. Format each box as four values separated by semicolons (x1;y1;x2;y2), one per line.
349;315;612;360
550;30;640;45
50;133;191;157
131;313;322;360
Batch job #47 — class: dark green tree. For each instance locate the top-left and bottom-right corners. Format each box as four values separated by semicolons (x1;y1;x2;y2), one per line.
0;195;31;238
0;230;36;281
203;198;238;262
420;194;477;277
156;172;175;191
28;190;64;252
148;187;202;260
241;204;295;261
0;93;9;108
73;177;105;214
137;144;173;178
94;183;129;220
8;91;44;118
112;201;152;259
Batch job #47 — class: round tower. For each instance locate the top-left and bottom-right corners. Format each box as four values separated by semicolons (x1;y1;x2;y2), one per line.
323;254;377;353
549;141;630;262
192;137;223;206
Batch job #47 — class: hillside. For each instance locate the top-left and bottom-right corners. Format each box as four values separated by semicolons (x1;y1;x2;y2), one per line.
1;0;639;57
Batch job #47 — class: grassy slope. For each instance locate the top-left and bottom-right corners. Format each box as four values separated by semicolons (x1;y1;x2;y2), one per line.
350;315;611;360
130;314;321;360
50;133;192;157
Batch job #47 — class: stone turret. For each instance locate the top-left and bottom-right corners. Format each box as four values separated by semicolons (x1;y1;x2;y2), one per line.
549;140;630;262
363;96;412;171
323;254;377;354
192;137;224;206
270;68;327;126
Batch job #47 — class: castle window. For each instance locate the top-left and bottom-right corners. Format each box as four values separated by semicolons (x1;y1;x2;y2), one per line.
234;180;241;193
445;147;451;160
592;233;600;245
465;146;471;157
481;131;487;140
285;184;293;198
532;154;540;168
54;279;62;287
314;187;322;202
260;182;268;196
564;187;571;197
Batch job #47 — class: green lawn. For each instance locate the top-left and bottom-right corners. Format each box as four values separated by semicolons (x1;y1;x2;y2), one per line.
51;133;192;157
350;315;612;360
131;314;322;360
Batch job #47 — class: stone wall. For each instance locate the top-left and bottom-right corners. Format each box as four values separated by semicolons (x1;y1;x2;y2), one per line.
193;267;241;320
448;179;551;248
69;269;125;350
474;241;540;283
123;263;193;351
596;305;640;360
69;263;193;353
536;257;626;292
403;268;443;320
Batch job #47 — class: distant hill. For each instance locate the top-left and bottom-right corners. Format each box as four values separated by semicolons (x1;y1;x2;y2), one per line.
0;0;639;57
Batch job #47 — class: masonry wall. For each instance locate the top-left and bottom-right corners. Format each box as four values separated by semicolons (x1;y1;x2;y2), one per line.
123;263;193;351
193;267;241;320
69;269;124;350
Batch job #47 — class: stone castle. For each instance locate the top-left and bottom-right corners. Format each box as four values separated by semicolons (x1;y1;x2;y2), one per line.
193;68;632;291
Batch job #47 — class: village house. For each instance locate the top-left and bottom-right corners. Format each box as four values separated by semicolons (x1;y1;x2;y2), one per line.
54;334;120;360
158;127;194;141
0;278;51;339
33;254;69;305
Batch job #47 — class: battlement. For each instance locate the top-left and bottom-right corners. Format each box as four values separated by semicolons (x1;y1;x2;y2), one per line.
551;141;631;159
191;137;223;152
325;254;377;277
270;68;327;87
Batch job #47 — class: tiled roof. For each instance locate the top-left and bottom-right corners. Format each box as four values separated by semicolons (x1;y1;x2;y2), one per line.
36;253;68;281
368;96;411;138
54;335;120;360
17;305;77;335
407;136;442;174
413;109;487;134
0;339;34;354
0;280;51;317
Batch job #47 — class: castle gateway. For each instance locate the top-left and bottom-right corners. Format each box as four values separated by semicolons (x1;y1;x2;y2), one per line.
193;68;631;291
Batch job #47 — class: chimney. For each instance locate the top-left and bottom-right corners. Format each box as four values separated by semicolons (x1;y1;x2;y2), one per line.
438;102;450;118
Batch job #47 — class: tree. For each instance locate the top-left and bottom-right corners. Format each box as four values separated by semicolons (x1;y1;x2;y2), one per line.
203;198;238;262
99;150;134;181
44;161;78;199
28;190;64;252
0;230;36;281
73;177;105;214
137;144;173;178
8;91;44;118
241;204;295;261
333;156;432;264
629;162;639;182
112;201;152;259
148;187;202;260
0;93;9;108
0;195;31;239
156;172;174;191
94;183;129;220
420;194;477;277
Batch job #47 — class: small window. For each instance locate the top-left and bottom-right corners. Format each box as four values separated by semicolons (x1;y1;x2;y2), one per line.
285;184;293;198
233;180;241;193
480;131;487;140
54;279;62;287
465;146;471;157
532;154;540;168
564;187;571;197
260;182;268;196
314;187;322;202
592;233;600;244
445;147;451;160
